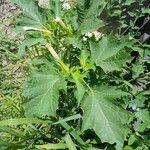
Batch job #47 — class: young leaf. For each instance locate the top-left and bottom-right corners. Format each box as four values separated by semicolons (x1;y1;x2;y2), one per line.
82;87;130;150
132;64;144;78
90;36;132;72
135;109;150;123
23;66;66;117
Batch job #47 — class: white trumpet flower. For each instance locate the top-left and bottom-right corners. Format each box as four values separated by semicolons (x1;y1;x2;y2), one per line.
46;43;60;61
23;26;51;34
23;26;40;31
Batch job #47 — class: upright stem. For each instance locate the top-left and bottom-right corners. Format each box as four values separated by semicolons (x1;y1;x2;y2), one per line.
46;43;93;94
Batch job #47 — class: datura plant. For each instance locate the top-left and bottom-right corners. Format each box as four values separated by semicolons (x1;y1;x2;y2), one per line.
0;0;149;150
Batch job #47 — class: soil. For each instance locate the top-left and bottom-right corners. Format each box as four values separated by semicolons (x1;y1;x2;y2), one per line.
0;0;19;38
0;0;49;38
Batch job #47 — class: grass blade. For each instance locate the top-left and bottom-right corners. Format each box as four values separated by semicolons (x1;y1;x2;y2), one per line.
53;114;81;125
0;118;51;126
36;143;67;149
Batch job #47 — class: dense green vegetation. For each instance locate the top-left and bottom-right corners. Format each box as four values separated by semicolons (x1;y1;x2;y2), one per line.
0;0;149;150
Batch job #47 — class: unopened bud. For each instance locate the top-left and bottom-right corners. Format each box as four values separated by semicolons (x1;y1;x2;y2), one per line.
46;43;60;60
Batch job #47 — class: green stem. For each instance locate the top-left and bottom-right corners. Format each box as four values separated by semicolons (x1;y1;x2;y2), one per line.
46;43;93;93
58;60;69;73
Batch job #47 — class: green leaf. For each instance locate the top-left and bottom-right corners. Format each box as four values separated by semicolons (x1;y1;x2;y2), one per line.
48;0;62;18
79;18;104;34
136;122;150;132
124;146;134;150
72;72;86;105
128;135;136;145
0;118;51;126
18;36;46;57
66;36;82;49
36;143;67;149
142;8;150;14
142;90;150;95
82;86;130;150
124;0;136;6
90;36;132;72
135;109;150;123
85;0;107;18
128;94;146;109
132;64;144;78
78;0;106;34
13;0;45;28
64;133;77;150
60;120;85;145
0;126;24;137
99;51;131;72
134;109;150;133
0;139;26;148
23;66;66;117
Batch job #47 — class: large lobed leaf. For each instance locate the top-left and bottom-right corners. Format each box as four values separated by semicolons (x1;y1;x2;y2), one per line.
13;0;45;28
48;0;62;18
90;36;132;72
18;36;46;57
23;65;66;117
82;86;130;150
79;18;104;34
78;0;106;34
